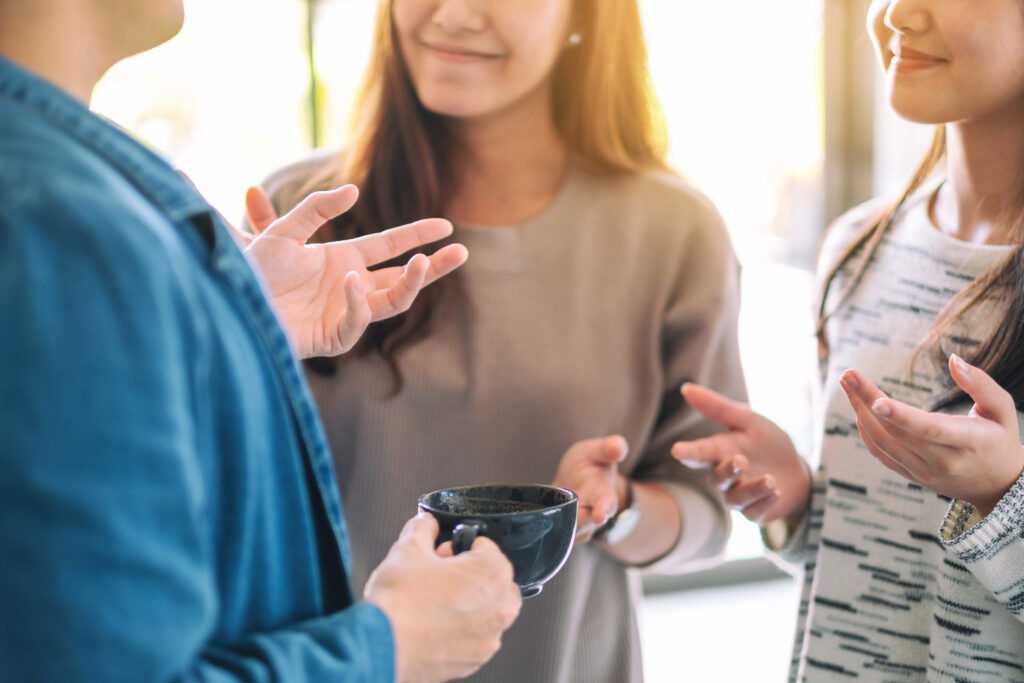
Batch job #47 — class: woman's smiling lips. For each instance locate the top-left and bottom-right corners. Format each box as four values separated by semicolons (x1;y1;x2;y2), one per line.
420;41;501;64
890;44;946;73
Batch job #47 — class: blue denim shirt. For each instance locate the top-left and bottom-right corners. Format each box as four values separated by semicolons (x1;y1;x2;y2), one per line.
0;54;393;681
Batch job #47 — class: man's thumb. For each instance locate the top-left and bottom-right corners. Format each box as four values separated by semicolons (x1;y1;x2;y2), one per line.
399;512;440;550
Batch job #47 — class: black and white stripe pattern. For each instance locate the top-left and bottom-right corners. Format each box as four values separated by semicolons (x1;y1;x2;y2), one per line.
790;184;1024;682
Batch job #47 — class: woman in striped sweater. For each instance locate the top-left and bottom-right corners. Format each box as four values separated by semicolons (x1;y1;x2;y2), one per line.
674;0;1024;680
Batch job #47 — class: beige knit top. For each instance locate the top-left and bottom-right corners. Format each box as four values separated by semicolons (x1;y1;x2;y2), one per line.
261;155;747;683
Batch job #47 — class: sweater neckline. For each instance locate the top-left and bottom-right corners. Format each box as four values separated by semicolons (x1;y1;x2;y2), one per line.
451;164;584;269
900;177;1016;264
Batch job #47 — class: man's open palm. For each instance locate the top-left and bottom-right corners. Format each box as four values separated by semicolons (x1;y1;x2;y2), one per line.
243;185;468;358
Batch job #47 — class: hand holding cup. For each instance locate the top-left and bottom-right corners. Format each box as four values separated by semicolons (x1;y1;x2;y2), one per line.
364;513;521;683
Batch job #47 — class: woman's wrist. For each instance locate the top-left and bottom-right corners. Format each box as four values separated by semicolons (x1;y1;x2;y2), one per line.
598;481;681;564
970;458;1024;517
595;475;639;545
614;473;630;513
763;458;813;551
762;507;806;551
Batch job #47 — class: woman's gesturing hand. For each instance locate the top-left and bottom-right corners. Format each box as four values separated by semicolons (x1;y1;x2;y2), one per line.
671;384;812;526
840;355;1024;517
552;436;629;542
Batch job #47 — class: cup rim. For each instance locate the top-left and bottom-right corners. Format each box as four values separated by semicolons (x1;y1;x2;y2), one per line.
418;483;578;516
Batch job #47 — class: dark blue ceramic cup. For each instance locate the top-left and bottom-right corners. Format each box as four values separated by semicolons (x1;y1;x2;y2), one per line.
418;484;578;598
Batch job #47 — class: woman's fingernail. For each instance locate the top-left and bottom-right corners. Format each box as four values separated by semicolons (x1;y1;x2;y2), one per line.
872;398;891;417
841;372;859;391
951;353;971;376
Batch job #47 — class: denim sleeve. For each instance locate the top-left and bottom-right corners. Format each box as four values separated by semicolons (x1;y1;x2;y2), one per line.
0;175;394;682
185;604;395;682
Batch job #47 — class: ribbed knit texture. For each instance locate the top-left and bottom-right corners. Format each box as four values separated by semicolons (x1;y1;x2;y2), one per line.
786;180;1024;682
261;156;747;682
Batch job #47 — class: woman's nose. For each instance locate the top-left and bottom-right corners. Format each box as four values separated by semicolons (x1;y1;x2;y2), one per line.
884;0;930;34
431;0;487;34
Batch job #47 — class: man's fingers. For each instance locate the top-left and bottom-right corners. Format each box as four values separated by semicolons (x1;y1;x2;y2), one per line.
421;243;469;285
681;383;755;430
348;218;455;265
363;244;468;291
460;536;514;581
338;271;372;351
244;185;278;236
366;254;429;321
268;185;359;242
400;512;440;551
361;244;468;322
950;354;1018;427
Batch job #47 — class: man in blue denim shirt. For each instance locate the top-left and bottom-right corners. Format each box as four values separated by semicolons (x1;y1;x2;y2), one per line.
0;1;521;681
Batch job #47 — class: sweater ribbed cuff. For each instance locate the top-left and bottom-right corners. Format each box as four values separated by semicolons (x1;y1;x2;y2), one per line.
638;481;729;573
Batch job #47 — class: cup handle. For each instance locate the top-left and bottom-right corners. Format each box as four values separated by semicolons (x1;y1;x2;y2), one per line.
452;520;487;555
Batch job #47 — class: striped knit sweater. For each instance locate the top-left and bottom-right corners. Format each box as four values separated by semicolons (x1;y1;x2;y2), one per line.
782;180;1024;682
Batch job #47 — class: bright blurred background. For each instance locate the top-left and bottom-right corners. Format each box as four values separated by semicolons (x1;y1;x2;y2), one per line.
92;1;934;680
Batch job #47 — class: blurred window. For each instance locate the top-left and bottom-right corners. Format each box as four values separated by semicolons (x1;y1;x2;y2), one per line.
640;0;825;562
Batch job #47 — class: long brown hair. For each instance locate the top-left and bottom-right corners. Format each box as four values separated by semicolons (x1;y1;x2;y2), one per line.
816;126;1024;410
299;0;669;387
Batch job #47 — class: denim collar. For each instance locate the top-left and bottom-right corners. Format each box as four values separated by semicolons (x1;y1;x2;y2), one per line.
0;53;211;223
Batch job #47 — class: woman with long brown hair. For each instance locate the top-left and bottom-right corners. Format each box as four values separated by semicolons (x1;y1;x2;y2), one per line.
673;0;1024;678
250;1;745;679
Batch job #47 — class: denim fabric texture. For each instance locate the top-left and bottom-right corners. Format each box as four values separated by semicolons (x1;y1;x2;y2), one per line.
0;54;394;682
